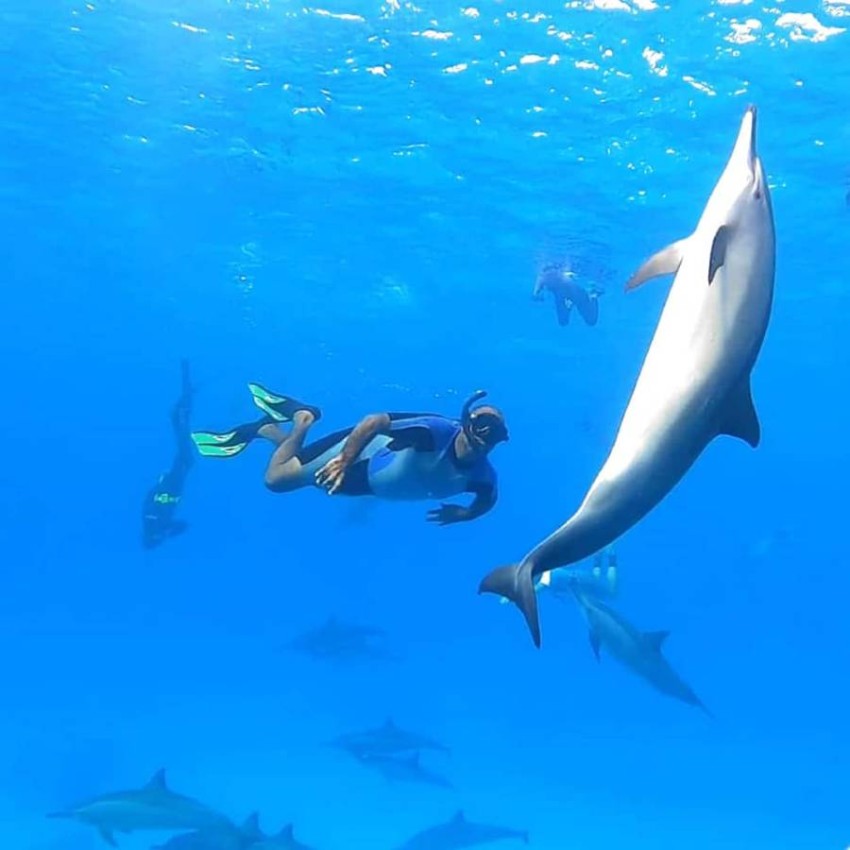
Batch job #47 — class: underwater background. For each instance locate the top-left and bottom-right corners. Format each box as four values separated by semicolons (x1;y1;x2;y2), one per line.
2;0;849;848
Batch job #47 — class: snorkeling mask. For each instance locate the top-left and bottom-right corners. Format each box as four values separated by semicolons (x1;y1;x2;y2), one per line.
460;390;509;450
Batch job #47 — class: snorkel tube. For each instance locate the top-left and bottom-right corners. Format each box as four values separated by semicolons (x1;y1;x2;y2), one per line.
460;390;508;450
461;389;488;433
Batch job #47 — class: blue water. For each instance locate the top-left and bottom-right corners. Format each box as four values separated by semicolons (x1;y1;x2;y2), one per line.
2;0;849;848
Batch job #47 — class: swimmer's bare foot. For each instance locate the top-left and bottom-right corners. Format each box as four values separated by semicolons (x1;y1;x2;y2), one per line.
293;409;316;427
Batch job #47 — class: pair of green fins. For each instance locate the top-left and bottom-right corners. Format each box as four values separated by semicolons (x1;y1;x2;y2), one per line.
191;382;321;458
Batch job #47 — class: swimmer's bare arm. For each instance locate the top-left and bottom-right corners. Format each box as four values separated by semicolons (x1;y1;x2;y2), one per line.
340;413;391;465
426;483;497;525
316;413;391;494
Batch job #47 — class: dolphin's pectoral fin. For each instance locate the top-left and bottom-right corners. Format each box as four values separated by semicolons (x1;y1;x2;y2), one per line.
644;630;670;651
588;630;601;661
708;225;733;284
624;238;689;292
98;827;118;847
718;377;761;448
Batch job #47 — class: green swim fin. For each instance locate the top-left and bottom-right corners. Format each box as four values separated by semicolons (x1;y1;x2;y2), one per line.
248;383;321;423
191;417;272;458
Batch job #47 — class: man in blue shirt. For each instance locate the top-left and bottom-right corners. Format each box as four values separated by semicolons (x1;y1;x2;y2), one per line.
192;385;508;525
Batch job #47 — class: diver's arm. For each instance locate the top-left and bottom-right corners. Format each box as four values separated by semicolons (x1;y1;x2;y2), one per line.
426;484;497;525
317;413;393;495
339;413;392;466
464;483;497;519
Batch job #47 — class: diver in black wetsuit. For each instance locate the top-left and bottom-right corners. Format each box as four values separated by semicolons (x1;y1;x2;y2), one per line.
533;261;604;327
142;360;194;549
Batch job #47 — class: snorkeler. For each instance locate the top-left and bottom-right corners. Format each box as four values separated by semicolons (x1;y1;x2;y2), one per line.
191;385;508;525
533;260;604;327
142;359;195;549
537;545;619;598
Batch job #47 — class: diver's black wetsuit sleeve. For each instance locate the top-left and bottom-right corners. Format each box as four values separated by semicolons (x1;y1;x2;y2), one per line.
382;414;452;453
465;481;497;519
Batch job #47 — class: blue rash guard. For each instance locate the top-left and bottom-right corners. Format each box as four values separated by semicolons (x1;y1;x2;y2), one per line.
295;414;497;502
367;415;496;501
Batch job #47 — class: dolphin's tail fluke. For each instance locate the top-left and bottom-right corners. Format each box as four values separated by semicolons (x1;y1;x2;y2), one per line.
478;561;541;647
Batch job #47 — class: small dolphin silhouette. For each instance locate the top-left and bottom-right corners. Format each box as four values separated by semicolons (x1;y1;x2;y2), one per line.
152;812;263;850
329;717;450;758
394;810;528;849
252;823;318;850
352;750;452;789
286;617;398;663
572;586;711;715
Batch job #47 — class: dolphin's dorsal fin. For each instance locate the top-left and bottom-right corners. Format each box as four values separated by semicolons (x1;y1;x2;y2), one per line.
146;769;168;791
718;377;761;448
407;752;420;766
588;630;602;661
708;225;732;285
383;717;395;729
624;238;688;292
452;810;466;824
645;630;670;651
242;812;261;835
278;823;294;840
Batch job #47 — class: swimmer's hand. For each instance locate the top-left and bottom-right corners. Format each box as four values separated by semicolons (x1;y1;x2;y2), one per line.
426;504;469;526
316;455;348;495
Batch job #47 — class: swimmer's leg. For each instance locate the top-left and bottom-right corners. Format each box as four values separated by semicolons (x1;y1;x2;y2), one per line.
572;288;599;326
554;297;572;327
575;285;602;325
262;411;321;492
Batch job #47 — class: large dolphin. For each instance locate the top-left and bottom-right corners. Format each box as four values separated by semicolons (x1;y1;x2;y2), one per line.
571;586;710;713
393;810;528;850
47;768;230;846
480;104;776;646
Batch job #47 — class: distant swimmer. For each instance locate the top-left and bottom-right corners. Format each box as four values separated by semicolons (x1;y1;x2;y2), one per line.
142;360;194;549
192;384;509;526
537;545;619;600
532;260;604;327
